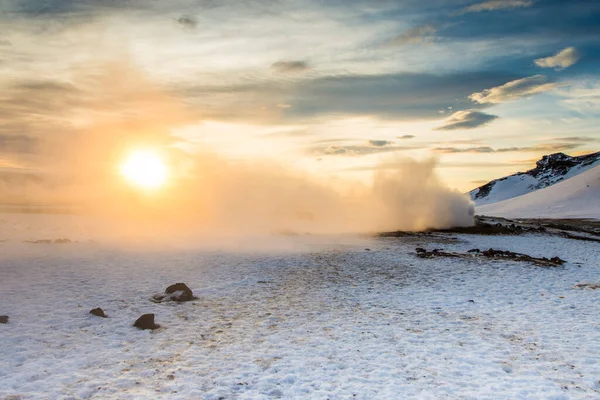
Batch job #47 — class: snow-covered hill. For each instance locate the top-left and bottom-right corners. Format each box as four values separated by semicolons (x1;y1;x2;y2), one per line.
477;164;600;219
470;152;600;206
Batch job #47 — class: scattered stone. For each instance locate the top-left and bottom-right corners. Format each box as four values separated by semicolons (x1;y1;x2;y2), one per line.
467;300;475;303
134;313;160;330
573;283;600;290
165;282;195;302
415;247;426;254
0;315;8;324
89;308;107;318
152;282;196;303
365;248;371;251
167;374;175;380
468;248;480;253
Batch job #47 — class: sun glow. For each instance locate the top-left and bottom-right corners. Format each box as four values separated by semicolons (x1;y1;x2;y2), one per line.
120;150;168;190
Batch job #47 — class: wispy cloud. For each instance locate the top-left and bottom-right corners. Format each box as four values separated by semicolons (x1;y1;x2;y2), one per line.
435;143;581;153
535;47;580;70
397;135;415;140
457;0;534;14
552;136;597;143
469;75;558;104
389;25;436;45
310;140;420;157
435;110;498;130
271;61;311;75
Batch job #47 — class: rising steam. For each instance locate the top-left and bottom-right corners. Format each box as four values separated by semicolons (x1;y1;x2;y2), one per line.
1;61;474;242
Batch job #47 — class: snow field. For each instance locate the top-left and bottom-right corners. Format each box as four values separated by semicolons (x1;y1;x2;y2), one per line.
1;233;599;399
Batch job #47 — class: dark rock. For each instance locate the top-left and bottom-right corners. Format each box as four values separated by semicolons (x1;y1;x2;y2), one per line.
415;247;426;254
164;282;195;302
468;248;480;253
0;316;8;324
89;308;107;318
467;300;475;303
550;256;566;265
365;248;371;251
134;313;160;330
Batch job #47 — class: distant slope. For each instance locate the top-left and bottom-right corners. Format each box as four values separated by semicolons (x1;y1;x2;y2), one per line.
477;164;600;219
470;152;600;205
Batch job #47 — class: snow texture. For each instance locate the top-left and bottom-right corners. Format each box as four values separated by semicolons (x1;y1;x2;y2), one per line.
478;164;600;219
1;215;600;399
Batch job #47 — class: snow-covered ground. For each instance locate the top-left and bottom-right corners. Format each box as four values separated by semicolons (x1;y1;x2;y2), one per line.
1;216;600;399
478;165;600;219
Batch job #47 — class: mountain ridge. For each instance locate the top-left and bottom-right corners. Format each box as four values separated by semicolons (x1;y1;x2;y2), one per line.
469;151;600;205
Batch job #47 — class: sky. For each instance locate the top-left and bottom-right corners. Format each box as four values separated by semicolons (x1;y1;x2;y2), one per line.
1;0;599;198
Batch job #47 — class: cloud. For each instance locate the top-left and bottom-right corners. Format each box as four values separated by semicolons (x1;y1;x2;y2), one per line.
283;71;516;120
271;61;311;75
469;75;558;104
457;0;534;14
435;146;495;153
397;135;415;140
0;135;38;154
552;136;597;142
434;143;581;153
176;15;198;30
310;141;420;157
178;71;516;122
368;140;393;147
535;47;580;70
435;110;498;130
389;25;436;45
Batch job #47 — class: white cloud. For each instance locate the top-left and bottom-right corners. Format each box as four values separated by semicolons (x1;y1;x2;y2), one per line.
435;110;498;130
390;25;436;45
458;0;534;14
535;47;581;70
558;82;600;114
469;75;558;104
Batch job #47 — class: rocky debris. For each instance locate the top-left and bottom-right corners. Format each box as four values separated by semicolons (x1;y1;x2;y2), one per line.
573;283;600;290
416;247;565;267
381;217;549;237
0;316;8;324
416;249;461;259
415;247;426;254
89;308;107;318
152;282;196;303
429;218;546;236
481;248;565;266
134;313;160;330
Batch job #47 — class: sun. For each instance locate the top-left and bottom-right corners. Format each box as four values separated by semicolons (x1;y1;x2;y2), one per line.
120;150;168;190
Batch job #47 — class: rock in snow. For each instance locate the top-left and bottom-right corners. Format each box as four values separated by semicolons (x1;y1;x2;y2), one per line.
133;313;160;330
153;282;196;303
0;316;8;324
89;308;107;318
